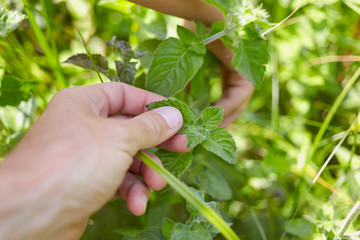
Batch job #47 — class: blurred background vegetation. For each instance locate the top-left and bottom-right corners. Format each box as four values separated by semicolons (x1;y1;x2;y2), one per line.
1;0;360;239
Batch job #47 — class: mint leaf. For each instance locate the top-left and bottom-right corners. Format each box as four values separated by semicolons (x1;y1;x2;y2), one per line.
0;9;26;37
170;223;211;240
185;188;229;237
147;98;196;127
115;60;136;85
184;126;207;148
192;161;233;200
146;38;205;97
64;54;116;81
0;76;31;106
201;128;237;164
162;218;176;240
194;20;207;38
177;25;197;45
156;150;193;178
148;99;237;164
232;24;269;89
196;107;223;130
124;228;165;240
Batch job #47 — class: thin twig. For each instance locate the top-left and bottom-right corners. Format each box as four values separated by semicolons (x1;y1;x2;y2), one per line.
262;0;303;36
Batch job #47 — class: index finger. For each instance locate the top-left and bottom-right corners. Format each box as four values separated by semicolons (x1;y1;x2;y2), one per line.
64;82;166;116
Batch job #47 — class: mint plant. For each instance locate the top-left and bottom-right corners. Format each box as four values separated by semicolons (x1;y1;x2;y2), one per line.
63;1;270;239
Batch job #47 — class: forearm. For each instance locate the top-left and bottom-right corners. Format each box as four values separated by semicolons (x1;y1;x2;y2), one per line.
129;0;224;26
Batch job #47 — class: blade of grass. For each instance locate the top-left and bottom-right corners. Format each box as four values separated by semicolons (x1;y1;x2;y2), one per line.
40;0;60;64
346;113;359;172
21;0;67;88
249;207;267;240
136;150;240;240
309;67;360;163
78;30;104;83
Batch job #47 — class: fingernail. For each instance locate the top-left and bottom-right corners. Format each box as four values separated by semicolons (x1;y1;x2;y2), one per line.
142;194;148;211
157;107;183;129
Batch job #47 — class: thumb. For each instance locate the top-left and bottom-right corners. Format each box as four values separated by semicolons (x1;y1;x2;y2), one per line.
126;107;183;150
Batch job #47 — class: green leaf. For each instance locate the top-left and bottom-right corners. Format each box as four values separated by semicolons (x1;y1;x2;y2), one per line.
177;25;197;45
124;227;165;240
146;38;205;97
0;9;26;37
285;218;316;238
170;223;211;240
147;99;236;164
196;107;223;130
115;60;137;85
162;218;176;240
193;162;233;200
64;54;116;81
0;76;31;106
156;150;193;178
185;188;228;237
194;20;207;38
184;125;207;148
201;128;237;164
134;73;147;89
147;98;196;127
232;25;269;89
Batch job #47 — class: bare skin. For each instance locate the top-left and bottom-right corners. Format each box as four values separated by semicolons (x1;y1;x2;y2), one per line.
130;0;254;126
0;1;253;239
0;83;186;239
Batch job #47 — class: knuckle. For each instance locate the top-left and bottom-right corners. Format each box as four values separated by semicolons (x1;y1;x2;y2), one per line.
141;113;166;139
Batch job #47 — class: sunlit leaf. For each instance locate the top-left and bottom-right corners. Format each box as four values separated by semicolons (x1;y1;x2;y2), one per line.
232;24;269;89
0;9;26;37
146;38;205;97
0;76;31;106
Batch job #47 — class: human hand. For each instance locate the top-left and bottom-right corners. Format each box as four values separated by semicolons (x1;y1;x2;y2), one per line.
215;65;254;127
0;82;187;240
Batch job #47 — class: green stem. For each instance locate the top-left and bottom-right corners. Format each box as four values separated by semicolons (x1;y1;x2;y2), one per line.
335;201;360;239
136;151;240;240
0;119;9;134
78;30;104;83
21;0;67;88
346;113;359;172
308;67;360;163
201;24;241;45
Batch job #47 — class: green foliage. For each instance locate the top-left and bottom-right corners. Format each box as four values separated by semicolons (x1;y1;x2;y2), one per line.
2;0;360;239
146;37;206;97
0;8;26;37
156;150;193;178
170;223;211;240
123;228;165;240
148;99;236;163
0;76;32;106
232;24;269;88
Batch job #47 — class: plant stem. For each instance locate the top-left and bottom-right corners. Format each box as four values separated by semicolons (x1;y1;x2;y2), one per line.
21;0;67;88
0;119;9;135
201;24;241;45
78;30;104;83
136;151;240;240
335;201;360;239
308;67;360;163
